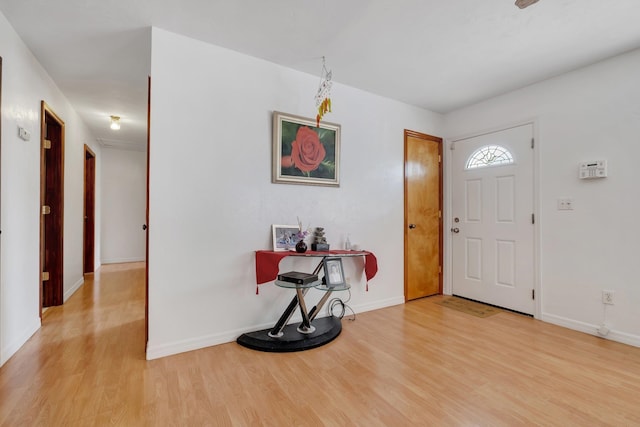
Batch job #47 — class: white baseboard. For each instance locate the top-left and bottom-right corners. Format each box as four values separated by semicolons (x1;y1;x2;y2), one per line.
146;296;406;360
101;257;145;264
353;296;405;314
542;312;640;348
146;324;261;360
64;277;85;302
1;317;41;367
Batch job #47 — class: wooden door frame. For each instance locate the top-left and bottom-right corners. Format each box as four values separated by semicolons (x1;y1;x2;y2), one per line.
403;130;443;300
40;101;65;312
83;144;96;274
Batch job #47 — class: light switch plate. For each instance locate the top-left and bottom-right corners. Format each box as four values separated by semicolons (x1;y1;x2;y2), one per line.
18;126;31;141
557;198;573;210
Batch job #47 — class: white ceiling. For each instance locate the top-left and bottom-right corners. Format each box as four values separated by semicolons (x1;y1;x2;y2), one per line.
1;0;640;149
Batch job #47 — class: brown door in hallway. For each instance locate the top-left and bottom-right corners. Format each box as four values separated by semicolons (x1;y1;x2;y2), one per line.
40;102;65;308
404;130;443;300
83;145;96;274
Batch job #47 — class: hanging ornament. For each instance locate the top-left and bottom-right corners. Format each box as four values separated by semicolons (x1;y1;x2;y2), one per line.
314;56;333;127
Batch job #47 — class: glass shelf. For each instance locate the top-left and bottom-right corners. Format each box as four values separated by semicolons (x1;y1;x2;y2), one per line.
274;280;351;292
274;280;322;289
315;283;351;292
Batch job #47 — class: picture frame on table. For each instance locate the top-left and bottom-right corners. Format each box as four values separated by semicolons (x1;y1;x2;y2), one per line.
272;224;302;252
272;111;341;187
323;257;346;288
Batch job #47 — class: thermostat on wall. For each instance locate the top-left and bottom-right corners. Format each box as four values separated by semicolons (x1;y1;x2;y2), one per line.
579;160;607;179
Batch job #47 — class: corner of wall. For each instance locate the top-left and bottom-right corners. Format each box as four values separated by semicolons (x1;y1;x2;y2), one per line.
64;276;84;302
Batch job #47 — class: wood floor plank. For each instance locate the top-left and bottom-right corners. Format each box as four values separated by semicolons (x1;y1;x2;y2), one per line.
1;262;640;426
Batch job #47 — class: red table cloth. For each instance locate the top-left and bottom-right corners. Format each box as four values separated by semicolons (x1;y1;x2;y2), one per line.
255;250;378;293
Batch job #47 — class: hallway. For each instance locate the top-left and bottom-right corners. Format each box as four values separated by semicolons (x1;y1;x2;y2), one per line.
0;263;146;425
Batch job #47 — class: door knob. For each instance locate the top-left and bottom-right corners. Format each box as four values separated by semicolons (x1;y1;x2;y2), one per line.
451;227;460;233
408;224;417;229
142;224;147;231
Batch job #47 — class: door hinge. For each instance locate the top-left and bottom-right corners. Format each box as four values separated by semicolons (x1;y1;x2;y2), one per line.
43;139;52;149
532;289;535;300
42;271;50;282
438;210;442;219
531;138;534;149
438;154;442;163
531;213;535;224
42;205;51;215
439;265;442;275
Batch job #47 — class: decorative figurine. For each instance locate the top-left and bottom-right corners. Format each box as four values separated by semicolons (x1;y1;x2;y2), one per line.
311;227;330;251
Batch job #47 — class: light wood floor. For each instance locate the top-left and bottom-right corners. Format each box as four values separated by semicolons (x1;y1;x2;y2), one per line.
1;263;639;426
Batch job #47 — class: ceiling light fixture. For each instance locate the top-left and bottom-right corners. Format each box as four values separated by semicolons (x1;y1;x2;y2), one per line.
515;0;539;9
110;115;121;130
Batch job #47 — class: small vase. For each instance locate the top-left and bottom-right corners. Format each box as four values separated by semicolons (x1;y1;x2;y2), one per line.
295;239;308;253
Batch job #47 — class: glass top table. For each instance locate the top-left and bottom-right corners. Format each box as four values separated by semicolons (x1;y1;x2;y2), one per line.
238;250;377;352
274;280;351;291
277;252;367;257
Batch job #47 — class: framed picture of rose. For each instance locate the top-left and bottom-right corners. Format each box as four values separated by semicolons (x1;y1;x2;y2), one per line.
272;111;340;187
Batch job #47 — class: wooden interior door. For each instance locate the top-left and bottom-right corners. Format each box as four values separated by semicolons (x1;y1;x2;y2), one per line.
404;130;443;300
83;145;96;274
40;102;65;308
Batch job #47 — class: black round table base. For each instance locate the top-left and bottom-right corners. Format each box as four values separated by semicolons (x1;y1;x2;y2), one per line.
236;316;341;352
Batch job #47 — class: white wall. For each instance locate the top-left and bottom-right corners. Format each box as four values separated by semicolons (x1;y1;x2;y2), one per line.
444;48;640;347
0;10;101;366
101;147;146;264
147;28;443;359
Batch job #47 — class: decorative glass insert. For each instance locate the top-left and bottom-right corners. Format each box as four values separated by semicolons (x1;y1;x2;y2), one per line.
466;145;514;169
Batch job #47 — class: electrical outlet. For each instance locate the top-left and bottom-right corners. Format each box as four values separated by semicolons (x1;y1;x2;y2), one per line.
602;290;615;305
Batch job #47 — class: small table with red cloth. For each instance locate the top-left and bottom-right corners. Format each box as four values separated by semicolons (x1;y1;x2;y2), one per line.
236;250;378;352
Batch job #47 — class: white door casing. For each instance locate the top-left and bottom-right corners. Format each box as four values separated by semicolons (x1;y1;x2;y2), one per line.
451;124;535;314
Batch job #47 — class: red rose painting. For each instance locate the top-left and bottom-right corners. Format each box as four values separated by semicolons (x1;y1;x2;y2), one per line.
290;127;326;172
273;112;340;187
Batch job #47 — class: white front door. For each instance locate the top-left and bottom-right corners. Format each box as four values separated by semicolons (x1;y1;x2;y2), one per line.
451;124;535;314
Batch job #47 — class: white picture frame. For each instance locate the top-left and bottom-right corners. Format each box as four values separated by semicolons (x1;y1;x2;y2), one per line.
272;111;341;187
323;257;345;287
272;224;301;252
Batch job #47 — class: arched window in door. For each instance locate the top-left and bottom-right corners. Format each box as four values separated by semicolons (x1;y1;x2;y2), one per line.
466;145;514;169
